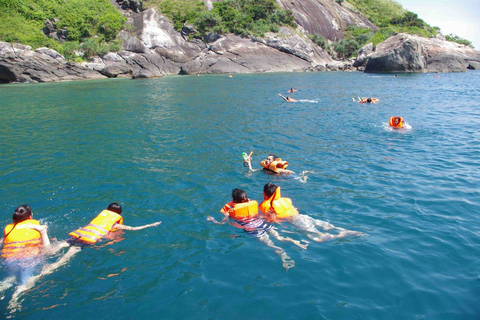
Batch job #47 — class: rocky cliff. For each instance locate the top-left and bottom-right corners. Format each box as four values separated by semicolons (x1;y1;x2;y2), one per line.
1;1;479;83
362;33;480;73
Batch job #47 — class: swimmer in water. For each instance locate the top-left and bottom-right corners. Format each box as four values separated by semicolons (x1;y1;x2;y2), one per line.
278;94;297;102
288;87;298;93
0;205;65;310
260;183;363;243
245;154;295;176
207;188;307;271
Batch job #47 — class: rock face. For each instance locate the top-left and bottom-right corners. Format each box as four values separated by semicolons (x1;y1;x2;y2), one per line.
0;7;333;83
275;0;377;41
365;33;480;73
0;42;106;83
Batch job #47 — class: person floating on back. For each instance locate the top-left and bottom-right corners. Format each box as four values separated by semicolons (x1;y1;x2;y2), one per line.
278;94;297;102
245;154;295;176
260;183;363;243
207;188;307;271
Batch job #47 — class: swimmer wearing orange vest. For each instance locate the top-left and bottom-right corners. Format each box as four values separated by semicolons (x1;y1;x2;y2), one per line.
245;154;295;175
68;203;161;245
1;205;51;261
207;188;307;270
389;116;404;128
260;183;363;242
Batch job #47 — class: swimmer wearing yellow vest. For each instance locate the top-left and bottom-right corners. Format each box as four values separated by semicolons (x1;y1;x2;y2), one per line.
245;154;295;175
260;183;363;242
389;116;404;128
68;203;162;245
1;205;51;260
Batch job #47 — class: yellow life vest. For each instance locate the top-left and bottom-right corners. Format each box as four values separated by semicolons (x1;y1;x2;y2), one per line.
2;219;42;260
68;210;123;244
260;158;289;173
259;187;298;220
221;201;259;220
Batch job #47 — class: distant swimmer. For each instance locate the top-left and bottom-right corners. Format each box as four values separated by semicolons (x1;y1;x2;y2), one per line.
288;87;298;93
245;154;295;175
207;188;307;270
357;97;379;103
229;74;233;78
278;94;297;102
260;183;363;243
389;116;404;128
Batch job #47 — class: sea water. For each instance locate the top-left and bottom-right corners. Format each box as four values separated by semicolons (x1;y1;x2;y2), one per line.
0;71;479;319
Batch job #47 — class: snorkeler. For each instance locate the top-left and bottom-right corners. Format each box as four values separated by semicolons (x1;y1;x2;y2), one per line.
245;154;295;175
278;94;297;102
260;183;363;243
207;188;307;271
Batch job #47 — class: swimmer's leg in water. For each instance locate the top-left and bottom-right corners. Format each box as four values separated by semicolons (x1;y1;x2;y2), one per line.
257;234;295;271
306;230;363;243
268;229;308;250
8;246;81;312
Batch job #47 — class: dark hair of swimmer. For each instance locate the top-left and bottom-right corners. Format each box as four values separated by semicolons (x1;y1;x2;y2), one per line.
13;204;32;223
366;98;372;103
107;203;122;215
268;154;277;160
263;182;278;198
232;188;248;203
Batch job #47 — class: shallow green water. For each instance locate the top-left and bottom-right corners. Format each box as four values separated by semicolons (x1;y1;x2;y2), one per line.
1;71;479;319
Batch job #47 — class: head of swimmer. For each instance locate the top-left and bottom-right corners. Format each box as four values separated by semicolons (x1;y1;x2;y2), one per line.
366;98;372;103
263;182;278;199
265;154;276;165
394;117;400;125
13;204;33;223
232;188;248;204
107;203;122;215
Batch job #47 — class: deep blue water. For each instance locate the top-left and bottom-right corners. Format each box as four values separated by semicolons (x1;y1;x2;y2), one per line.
0;71;479;319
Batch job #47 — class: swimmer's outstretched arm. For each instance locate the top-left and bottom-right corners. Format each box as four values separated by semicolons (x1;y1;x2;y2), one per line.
207;215;229;225
278;94;288;101
245;158;260;172
115;221;162;231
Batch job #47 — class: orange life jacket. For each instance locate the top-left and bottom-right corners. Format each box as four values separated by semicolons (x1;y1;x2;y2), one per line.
260;158;289;173
221;200;259;220
2;219;42;260
259;187;298;220
389;116;404;128
68;210;123;244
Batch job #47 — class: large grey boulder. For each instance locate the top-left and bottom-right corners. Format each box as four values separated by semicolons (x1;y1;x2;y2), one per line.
353;42;373;67
0;42;106;83
365;33;480;73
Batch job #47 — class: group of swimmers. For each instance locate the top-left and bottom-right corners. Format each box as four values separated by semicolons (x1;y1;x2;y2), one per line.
1;203;161;309
208;153;363;270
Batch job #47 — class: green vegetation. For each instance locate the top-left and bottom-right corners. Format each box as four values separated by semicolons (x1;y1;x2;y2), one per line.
330;0;440;58
0;0;126;59
146;0;296;37
446;34;474;48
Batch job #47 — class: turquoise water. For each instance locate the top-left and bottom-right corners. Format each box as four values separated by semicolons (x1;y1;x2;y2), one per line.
1;71;479;319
